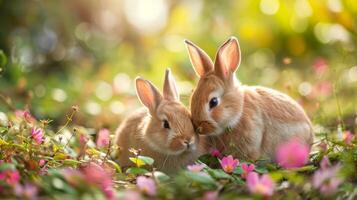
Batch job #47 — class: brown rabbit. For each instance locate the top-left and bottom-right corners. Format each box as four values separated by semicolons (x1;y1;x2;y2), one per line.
185;37;313;160
115;69;204;173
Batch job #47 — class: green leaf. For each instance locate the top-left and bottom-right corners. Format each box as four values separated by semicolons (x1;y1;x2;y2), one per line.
207;169;232;179
269;171;284;181
0;138;8;145
233;166;243;175
0;127;8;134
63;159;81;166
254;166;268;174
129;156;154;167
232;174;245;185
184;171;216;185
138;156;154;166
0;163;16;171
126;167;149;175
53;152;67;160
153;171;170;182
129;157;146;167
0;50;7;68
199;154;220;166
107;160;122;174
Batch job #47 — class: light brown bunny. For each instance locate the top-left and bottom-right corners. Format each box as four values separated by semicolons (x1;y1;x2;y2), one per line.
115;69;205;173
185;37;314;160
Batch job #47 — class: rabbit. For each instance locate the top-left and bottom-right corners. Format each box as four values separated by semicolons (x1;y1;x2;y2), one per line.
184;37;314;161
114;69;206;173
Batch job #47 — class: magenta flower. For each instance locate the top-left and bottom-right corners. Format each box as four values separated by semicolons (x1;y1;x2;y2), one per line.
203;191;218;200
14;183;38;200
187;164;205;172
312;164;342;196
246;172;275;197
241;163;255;179
96;129;110;148
31;127;43;145
343;131;354;145
276;139;309;169
209;148;222;158
0;169;20;185
82;163;115;200
136;176;156;196
220;155;239;173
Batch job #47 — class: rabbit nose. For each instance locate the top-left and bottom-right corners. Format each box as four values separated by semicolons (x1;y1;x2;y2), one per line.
184;139;194;149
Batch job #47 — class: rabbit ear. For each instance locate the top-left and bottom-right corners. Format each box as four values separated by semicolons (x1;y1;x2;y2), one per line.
163;68;179;101
214;37;241;79
184;39;214;77
136;77;163;112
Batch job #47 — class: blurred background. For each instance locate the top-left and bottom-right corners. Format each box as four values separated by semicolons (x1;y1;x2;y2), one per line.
0;0;356;132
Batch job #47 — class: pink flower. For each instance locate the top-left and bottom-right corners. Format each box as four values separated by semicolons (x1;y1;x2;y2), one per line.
187;164;205;172
203;191;218;200
220;155;239;173
246;172;275;197
79;133;88;146
312;164;342;196
276;139;309;169
313;58;328;75
136;176;156;196
39;159;46;167
314;81;332;97
209;148;222;158
96;129;110;148
14;183;38;200
31;127;43;145
0;169;20;185
122;190;141;200
82;163;115;200
15;110;35;123
62;168;84;186
343;131;354;145
320;156;331;169
241;163;255;179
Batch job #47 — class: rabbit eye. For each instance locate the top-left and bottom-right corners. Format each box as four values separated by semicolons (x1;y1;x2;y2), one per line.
209;97;219;109
163;120;170;129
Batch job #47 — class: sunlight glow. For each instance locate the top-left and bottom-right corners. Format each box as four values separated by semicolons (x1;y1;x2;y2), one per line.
95;81;113;101
294;0;312;18
298;82;312;96
110;101;125;115
327;0;343;12
348;66;357;83
85;101;102;115
123;0;168;34
260;0;280;15
314;23;350;44
52;88;67;102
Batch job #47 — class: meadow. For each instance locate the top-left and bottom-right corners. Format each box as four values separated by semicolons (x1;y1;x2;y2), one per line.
0;0;356;199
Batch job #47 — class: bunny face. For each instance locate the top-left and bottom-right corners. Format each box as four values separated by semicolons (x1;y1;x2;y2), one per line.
190;72;244;136
185;37;243;136
136;69;198;155
145;100;198;155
